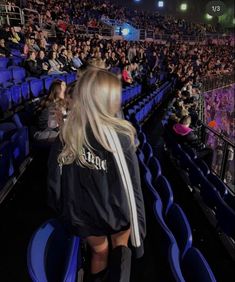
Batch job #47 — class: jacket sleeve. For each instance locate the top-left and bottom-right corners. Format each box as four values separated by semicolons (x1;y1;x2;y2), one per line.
120;134;146;258
47;138;63;214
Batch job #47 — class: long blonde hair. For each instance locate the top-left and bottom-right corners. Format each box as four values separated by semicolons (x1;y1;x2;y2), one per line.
58;68;136;166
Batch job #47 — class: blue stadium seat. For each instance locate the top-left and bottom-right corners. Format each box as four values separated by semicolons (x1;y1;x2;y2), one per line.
27;219;80;282
10;56;23;66
207;174;228;199
29;79;44;98
153;199;185;282
166;203;193;259
0;122;17;142
195;159;210;176
0;69;13;87
137;132;147;149
0;58;9;68
43;76;54;92
11;127;29;169
154;175;174;216
65;73;76;84
216;199;235;239
10;85;22;106
21;82;30;101
199;176;222;210
182;247;216;282
0;88;12;112
12;67;26;83
142;142;153;164
148;156;162;181
0;141;14;190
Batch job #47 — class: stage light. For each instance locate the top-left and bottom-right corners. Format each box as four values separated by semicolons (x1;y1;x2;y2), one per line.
122;28;130;36
206;13;213;20
180;3;187;11
158;1;164;8
134;0;141;2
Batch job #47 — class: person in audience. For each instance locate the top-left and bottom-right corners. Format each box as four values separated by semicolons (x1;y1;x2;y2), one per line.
34;79;67;142
48;51;65;74
172;115;213;167
122;65;133;85
48;68;146;282
0;38;10;57
24;50;47;77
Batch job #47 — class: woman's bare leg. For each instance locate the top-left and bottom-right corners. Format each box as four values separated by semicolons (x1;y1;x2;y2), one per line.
86;235;109;274
111;228;131;248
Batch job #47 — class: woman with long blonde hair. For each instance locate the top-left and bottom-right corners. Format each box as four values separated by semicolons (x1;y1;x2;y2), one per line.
48;68;146;282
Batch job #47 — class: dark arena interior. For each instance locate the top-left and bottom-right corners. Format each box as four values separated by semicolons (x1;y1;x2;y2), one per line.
0;0;235;281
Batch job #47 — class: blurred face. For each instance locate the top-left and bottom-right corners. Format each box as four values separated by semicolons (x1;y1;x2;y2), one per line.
39;51;45;59
0;39;5;46
52;52;57;59
60;81;66;96
30;52;36;60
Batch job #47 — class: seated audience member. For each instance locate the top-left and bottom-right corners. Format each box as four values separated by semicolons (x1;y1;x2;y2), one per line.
58;48;70;71
48;51;65;74
172;115;213;167
71;51;83;69
0;38;10;57
122;65;133;85
34;80;67;142
24;51;47;77
37;50;49;72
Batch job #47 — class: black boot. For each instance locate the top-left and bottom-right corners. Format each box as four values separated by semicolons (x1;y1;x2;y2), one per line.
88;268;108;282
108;246;132;282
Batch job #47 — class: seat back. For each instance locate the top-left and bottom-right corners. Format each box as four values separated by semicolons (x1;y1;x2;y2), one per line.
182;247;216;282
166;203;192;258
27;219;80;282
148;156;162;181
154;175;174;215
153;199;185;282
143;142;153;164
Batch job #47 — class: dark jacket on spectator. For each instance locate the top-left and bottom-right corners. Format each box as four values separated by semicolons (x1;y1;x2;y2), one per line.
172;123;198;147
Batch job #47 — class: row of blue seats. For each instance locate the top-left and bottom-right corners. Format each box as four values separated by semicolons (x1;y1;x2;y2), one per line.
0;114;29;190
121;84;142;106
0;72;77;113
166;135;235;241
0;57;23;69
125;81;172;124
136;129;216;282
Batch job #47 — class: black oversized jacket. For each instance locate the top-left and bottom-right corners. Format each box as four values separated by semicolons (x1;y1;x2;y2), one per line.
48;133;146;258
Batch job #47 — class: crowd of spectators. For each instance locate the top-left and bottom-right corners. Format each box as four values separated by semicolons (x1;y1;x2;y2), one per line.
9;0;222;38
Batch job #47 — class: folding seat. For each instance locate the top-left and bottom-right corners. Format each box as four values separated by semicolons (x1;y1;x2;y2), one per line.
27;219;80;282
0;69;12;87
65;73;75;85
207;174;228;199
195;159;210;176
182;247;216;282
0;122;17;142
142;142;153;164
10;49;21;57
29;79;44;98
199;176;222;211
10;56;23;66
137;132;147;149
216;199;235;239
21;82;30;101
10;85;22;107
43;76;54;92
0;141;14;190
12;67;26;83
0;88;12;112
0;58;9;68
153;199;185;282
11;126;29;169
148;156;162;180
166;203;192;259
224;194;235;211
154;175;174;216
